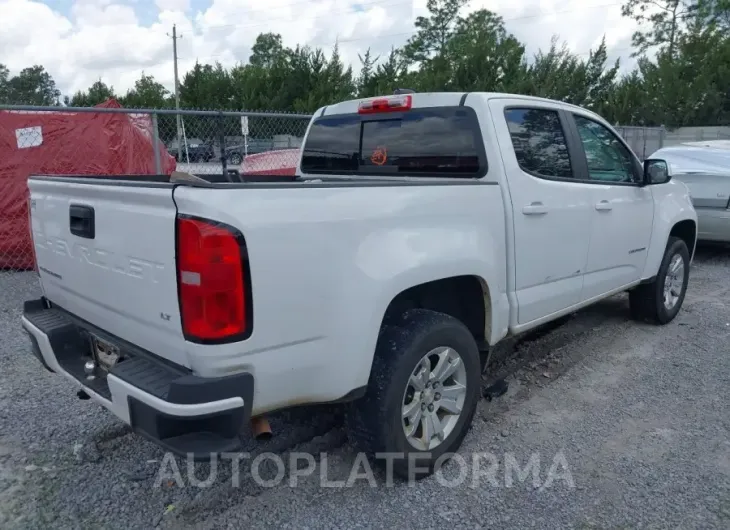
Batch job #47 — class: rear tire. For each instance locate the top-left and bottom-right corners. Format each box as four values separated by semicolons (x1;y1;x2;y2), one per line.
629;236;690;324
346;309;481;480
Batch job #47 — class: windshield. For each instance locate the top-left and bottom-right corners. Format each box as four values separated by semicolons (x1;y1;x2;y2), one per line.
300;106;487;177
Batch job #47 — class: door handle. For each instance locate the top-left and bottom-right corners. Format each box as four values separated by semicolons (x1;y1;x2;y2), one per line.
69;204;95;239
522;202;548;215
595;200;613;211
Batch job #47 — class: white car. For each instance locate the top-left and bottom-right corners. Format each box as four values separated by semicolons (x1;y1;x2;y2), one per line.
22;92;697;478
650;143;730;242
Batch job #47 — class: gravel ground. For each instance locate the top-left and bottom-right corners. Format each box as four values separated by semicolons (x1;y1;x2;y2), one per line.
1;245;729;529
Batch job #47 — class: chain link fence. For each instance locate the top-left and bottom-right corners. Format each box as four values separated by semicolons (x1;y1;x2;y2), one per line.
0;104;312;271
614;125;666;161
0;101;679;272
154;109;310;178
663;126;730;147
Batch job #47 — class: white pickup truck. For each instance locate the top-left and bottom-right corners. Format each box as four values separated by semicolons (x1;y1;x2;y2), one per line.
23;92;697;478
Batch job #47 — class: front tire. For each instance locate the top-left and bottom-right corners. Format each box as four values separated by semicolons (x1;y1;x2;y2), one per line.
346;309;481;480
629;236;690;324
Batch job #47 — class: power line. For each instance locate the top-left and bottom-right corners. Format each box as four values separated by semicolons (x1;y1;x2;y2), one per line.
200;0;410;32
309;2;624;47
179;2;624;63
198;0;378;29
177;0;413;61
193;1;621;38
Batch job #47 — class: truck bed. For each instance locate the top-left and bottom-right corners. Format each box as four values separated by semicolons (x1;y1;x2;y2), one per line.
27;172;505;415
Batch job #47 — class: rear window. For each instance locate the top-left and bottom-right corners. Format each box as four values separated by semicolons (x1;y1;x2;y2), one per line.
300;106;487;177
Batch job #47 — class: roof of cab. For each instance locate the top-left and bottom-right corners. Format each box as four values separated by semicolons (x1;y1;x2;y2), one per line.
317;91;597;119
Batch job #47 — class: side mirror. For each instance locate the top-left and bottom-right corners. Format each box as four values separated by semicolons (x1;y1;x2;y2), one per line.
643;158;672;185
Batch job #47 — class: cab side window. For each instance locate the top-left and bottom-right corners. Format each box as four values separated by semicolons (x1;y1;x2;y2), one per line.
573;115;640;184
504;108;574;179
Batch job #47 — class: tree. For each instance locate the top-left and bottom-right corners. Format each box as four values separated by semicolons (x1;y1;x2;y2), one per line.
696;0;730;29
525;37;585;102
67;79;116;107
402;0;468;64
580;38;621;116
640;22;730;126
357;47;409;96
5;65;61;105
621;0;699;56
179;61;233;110
177;62;236;140
3;2;729;130
250;33;287;69
606;70;649;125
399;0;469;90
0;64;9;103
293;43;355;112
446;10;528;93
356;49;377;97
120;73;170;108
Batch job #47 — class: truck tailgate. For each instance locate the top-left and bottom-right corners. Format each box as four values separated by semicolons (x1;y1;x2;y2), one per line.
28;178;189;368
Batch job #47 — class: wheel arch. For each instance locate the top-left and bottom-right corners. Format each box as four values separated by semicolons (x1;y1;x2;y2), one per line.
379;274;493;349
669;219;697;261
642;211;698;280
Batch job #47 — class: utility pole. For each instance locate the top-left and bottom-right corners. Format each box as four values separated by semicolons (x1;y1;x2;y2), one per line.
168;24;183;151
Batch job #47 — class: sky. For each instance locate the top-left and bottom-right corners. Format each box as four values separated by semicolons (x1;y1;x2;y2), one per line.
0;0;641;98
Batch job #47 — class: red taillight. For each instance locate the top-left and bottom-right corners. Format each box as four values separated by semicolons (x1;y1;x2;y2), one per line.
358;94;412;114
176;215;250;342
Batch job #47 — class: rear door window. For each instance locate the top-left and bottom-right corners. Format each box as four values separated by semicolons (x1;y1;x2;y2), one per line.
504;108;574;179
301;107;487;177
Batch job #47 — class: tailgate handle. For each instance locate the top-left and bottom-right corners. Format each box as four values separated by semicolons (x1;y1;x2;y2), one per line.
69;205;95;239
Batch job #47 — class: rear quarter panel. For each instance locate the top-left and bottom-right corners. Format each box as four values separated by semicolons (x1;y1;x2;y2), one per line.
673;172;730;242
173;182;508;412
651;146;729;243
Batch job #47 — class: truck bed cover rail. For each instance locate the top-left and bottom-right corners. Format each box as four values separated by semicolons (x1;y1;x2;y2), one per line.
28;171;302;188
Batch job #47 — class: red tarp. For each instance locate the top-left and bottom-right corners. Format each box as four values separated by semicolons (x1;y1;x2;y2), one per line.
0;99;176;269
241;148;300;176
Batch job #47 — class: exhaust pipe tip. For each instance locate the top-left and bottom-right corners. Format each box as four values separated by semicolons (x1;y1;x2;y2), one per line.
251;416;272;441
77;389;90;400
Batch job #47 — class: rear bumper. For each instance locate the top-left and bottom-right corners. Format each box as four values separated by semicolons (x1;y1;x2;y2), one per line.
22;298;254;459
